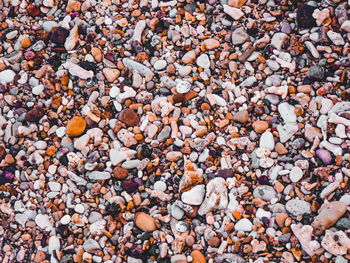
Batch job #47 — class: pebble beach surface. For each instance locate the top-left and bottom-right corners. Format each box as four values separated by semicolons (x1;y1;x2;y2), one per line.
0;0;350;262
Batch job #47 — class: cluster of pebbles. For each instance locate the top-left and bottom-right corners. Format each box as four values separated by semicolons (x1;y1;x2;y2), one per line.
0;0;350;262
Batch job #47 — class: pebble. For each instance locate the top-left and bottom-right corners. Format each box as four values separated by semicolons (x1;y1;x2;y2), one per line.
154;60;167;70
134;212;160;232
311;202;347;235
289;166;303;183
235;218;253;232
285;199;311;216
66;117;86;137
83;239;101;253
231;28;249;45
176;81;191;94
60;215;71;225
253;185;277;201
181;184;205;205
0;70;16;83
259;131;275;151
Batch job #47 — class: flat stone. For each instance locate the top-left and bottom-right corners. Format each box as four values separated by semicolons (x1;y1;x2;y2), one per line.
87;171;111;180
0;70;16;83
285;199;311;216
235;218;253;232
253;185;277;201
83;239;100;253
154;59;167;70
223;5;244;20
182;50;196;64
134;212;160;232
260;130;275;151
252;120;269;133
231;27;249;45
66;116;86;137
113;167;129;180
198;177;228;215
311;201;347;235
289;166;303;183
103;68;120;82
181;184;205;205
203;38;220;50
196;54;210;69
271;33;288;50
233;110;249;123
120;109;140;127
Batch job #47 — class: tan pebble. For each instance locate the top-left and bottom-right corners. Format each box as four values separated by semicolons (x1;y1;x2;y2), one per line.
66;117;86;137
252;120;269;133
228;0;246;7
134;212;160;232
203;38;220;50
103;68;120;82
276;213;288;228
34;251;46;262
91;48;103;62
66;0;81;12
275;142;288;155
274;180;284;193
190;250;206;263
233;110;249;123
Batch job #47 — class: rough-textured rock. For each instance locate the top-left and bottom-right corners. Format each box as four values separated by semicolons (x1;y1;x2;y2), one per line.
198;177;228;215
311;201;347;235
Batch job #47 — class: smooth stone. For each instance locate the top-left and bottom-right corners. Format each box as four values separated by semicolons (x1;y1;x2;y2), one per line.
87;171;111;180
32;85;44;95
278;102;296;123
223;5;244;20
66;117;86;137
181;184;205;205
134;212;160;232
231;27;249;45
109;149;129;166
48;182;61;192
35;214;53;230
75;204;85;214
176;80;191;94
285;199;311;216
235;218;253;232
253;185;277;201
154;181;167;192
271;33;288;50
260;131;275;151
0;70;16;83
289;166;303;183
308;65;324;80
83;239;101;253
196;54;210;69
154;60;167;70
60;215;71;225
48;236;60;254
122;58;154;77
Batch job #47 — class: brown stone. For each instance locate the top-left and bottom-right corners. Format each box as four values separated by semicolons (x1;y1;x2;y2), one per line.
233;110;249;123
191;250;206;263
34;251;46;262
25;106;45;122
120;109;140;127
275;142;288;155
66;116;86;137
311;201;347;235
134;212;160;232
208;236;220;247
252;120;269;133
113;167;128;180
51;95;62;109
276;213;288;228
